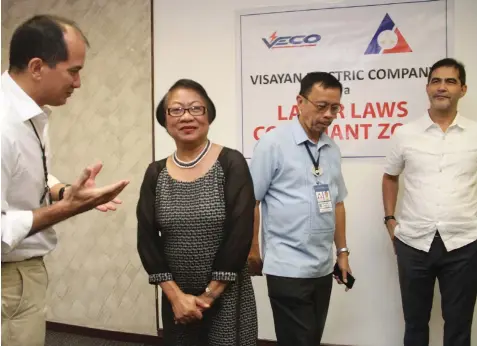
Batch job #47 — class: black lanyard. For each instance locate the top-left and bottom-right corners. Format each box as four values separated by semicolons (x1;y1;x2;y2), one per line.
304;142;321;175
29;120;52;205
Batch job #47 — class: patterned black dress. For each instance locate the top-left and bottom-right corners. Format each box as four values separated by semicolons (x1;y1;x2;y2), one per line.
137;147;258;346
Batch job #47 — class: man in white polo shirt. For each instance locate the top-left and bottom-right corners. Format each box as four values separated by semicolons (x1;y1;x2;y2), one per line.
1;15;129;346
382;58;477;346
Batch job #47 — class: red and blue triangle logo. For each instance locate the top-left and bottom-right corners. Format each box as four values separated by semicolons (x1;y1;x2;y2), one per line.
365;13;412;55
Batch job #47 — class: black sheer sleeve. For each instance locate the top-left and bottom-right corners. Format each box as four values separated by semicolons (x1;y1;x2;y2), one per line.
136;160;173;284
212;148;255;281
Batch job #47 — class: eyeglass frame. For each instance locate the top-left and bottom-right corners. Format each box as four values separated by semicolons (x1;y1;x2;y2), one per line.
167;105;207;117
300;94;342;115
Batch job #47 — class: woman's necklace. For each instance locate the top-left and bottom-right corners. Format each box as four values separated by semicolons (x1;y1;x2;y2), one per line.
173;140;211;169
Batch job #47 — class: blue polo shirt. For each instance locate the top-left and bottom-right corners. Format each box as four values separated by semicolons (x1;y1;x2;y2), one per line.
249;117;348;278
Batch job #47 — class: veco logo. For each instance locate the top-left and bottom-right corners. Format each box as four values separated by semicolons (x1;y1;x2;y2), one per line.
365;13;412;55
262;31;321;49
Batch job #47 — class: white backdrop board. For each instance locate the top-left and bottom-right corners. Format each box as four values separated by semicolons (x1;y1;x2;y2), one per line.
238;0;453;158
153;0;477;344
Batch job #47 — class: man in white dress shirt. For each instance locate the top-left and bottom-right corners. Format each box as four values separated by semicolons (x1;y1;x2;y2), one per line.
382;58;477;346
1;15;129;346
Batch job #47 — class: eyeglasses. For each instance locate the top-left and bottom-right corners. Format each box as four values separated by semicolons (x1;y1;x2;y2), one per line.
301;95;341;115
167;106;206;117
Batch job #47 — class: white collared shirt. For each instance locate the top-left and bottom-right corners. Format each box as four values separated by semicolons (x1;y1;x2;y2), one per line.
385;113;477;252
1;71;60;262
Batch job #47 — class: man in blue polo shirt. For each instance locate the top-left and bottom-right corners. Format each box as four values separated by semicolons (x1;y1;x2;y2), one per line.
248;72;351;346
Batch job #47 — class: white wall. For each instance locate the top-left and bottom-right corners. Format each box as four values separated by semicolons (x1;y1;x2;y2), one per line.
153;0;477;345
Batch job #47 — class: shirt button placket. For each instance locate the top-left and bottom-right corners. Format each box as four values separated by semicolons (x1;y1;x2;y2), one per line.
439;134;446;172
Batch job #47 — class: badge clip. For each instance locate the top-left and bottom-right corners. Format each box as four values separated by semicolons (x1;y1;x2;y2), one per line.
312;166;322;176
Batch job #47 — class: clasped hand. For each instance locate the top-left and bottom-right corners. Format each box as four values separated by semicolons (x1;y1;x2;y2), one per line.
171;292;213;325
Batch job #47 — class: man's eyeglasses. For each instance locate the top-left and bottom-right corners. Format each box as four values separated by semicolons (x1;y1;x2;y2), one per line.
167;106;206;117
301;95;341;115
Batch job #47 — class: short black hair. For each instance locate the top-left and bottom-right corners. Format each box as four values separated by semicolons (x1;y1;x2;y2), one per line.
299;72;343;97
156;79;216;128
428;58;466;85
9;14;89;72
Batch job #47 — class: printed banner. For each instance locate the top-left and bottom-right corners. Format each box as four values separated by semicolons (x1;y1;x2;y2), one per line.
238;0;452;158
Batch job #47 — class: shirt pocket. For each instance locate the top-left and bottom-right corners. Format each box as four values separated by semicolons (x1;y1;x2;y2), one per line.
310;209;335;231
450;148;477;178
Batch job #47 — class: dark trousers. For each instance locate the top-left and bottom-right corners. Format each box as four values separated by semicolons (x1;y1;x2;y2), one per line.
267;274;332;346
395;234;477;346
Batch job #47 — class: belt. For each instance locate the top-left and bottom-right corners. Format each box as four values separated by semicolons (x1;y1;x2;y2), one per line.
1;256;44;266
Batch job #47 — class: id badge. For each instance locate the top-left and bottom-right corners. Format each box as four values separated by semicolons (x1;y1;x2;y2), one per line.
314;184;332;213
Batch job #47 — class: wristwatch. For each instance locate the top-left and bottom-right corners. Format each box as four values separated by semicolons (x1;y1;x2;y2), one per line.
58;184;71;201
384;215;396;225
336;247;350;256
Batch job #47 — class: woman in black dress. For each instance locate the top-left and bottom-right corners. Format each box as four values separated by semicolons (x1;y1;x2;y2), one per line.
137;79;258;346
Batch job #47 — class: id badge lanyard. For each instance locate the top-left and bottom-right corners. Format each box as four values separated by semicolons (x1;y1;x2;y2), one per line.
304;142;322;178
305;142;333;213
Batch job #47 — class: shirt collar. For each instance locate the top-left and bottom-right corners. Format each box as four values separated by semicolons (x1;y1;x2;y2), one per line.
421;111;467;132
291;116;332;149
1;71;51;122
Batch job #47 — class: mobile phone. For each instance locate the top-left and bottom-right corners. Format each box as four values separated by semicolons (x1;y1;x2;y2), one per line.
333;262;355;289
